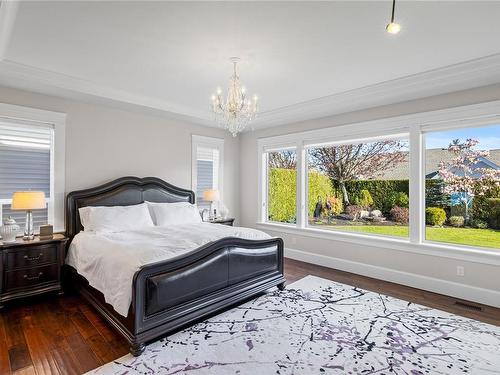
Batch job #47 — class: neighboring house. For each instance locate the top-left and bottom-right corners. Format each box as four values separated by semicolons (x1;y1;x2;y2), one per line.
373;149;500;180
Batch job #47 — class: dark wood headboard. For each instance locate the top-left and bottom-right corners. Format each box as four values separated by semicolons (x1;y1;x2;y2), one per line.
65;176;195;239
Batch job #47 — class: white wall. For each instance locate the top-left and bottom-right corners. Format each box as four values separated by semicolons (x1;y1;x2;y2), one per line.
0;85;240;223
240;83;500;307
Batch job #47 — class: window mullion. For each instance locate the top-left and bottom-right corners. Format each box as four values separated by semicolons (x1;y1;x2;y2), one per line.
409;128;424;244
296;141;306;228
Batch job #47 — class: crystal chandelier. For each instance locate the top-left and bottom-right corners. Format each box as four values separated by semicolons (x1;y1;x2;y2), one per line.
211;57;258;137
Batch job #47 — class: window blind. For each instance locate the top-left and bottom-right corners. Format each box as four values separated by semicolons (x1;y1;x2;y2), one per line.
196;146;219;209
0;121;52;199
0;120;53;232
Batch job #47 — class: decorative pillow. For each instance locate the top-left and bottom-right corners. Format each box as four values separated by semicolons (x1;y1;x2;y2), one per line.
146;201;202;226
78;203;154;233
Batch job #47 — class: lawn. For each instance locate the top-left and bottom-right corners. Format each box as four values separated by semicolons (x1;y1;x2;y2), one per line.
311;224;500;249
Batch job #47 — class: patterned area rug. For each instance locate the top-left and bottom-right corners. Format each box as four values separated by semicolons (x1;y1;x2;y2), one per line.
89;276;500;374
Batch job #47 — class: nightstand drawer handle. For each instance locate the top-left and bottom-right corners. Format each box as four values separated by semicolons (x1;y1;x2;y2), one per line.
23;253;43;261
24;272;43;280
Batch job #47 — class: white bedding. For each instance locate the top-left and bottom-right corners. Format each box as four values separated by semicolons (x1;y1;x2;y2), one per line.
65;223;271;316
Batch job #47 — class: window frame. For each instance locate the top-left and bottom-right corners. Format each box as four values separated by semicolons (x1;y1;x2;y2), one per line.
0;103;66;232
257;100;500;265
191;134;224;208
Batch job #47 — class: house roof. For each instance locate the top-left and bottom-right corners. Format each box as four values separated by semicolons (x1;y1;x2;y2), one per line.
374;149;500;180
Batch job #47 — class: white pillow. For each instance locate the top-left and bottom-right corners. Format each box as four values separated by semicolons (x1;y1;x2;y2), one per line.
146;201;202;227
79;203;154;233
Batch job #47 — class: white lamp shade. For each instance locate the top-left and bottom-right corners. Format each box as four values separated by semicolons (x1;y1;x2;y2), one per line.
11;191;46;210
203;189;220;202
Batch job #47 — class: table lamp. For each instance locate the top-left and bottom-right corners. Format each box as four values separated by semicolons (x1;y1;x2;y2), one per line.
202;189;220;220
11;191;46;240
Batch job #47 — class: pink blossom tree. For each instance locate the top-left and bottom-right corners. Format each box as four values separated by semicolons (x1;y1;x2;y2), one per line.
438;138;500;223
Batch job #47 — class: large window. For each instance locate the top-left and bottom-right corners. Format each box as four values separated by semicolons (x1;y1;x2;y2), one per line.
265;148;297;224
192;135;224;211
0;121;52;233
258;102;500;253
306;137;409;238
424;124;500;249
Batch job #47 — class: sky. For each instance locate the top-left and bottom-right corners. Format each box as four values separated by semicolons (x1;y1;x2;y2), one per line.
425;124;500;150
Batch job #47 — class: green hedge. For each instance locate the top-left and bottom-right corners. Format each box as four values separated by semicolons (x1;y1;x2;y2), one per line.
343;180;409;213
471;184;500;226
268;168;297;223
268;168;335;223
307;171;336;217
486;198;500;229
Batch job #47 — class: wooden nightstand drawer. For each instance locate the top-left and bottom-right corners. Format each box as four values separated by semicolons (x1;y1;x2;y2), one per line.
5;264;59;291
6;244;58;270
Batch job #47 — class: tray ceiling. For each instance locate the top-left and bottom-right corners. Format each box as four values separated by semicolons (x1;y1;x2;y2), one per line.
0;1;500;128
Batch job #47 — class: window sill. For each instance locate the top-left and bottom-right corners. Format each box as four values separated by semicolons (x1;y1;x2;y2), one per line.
256;222;500;266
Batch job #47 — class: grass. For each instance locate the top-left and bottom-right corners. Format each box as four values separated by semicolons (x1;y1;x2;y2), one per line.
311;224;500;249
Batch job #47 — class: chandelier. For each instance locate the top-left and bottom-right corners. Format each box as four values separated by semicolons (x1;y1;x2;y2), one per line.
211;57;258;137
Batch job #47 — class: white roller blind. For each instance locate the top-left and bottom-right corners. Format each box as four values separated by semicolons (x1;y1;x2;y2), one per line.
0;121;52;199
0;120;53;232
196;146;220;209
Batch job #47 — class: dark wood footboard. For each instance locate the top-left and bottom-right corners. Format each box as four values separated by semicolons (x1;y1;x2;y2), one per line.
65;177;285;356
69;236;284;356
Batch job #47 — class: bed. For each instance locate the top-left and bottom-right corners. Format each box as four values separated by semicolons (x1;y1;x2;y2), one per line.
65;176;285;356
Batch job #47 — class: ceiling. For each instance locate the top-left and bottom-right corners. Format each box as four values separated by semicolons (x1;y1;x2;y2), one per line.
0;1;500;128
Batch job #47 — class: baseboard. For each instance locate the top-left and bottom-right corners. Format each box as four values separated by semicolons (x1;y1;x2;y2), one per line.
285;248;500;309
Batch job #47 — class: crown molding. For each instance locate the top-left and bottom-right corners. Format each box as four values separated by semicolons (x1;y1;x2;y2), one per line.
251;53;500;129
0;50;499;130
0;59;216;126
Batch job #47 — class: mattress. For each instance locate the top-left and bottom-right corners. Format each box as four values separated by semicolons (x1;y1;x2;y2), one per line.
66;223;271;316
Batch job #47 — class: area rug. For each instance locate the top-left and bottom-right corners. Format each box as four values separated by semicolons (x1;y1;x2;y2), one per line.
88;275;500;374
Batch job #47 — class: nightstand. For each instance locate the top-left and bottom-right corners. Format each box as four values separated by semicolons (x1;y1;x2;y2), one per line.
209;217;235;226
0;234;68;308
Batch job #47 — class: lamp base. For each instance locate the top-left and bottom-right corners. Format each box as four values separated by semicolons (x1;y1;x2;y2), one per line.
23;210;35;241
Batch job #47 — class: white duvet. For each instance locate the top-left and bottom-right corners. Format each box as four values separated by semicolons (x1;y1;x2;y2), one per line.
66;223;271;316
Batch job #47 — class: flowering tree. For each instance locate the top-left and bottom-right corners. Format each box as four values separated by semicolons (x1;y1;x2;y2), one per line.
309;140;407;205
438;138;500;223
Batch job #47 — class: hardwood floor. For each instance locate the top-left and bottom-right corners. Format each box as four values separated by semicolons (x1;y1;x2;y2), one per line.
0;258;499;374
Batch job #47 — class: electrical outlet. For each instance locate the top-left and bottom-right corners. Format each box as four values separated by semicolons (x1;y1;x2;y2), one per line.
456;266;465;277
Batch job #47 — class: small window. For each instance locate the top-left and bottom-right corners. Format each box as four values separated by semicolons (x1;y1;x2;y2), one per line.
265;148;297;224
192;135;224;211
0;121;53;233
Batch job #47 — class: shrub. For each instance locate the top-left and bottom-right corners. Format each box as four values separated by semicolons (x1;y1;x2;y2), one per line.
425;207;446;226
471;219;489;229
449;204;466;218
344;205;362;220
487;198;500;229
390;206;409;224
269;168;335;223
470;182;500;223
268;168;296;223
342;180;409;213
448;216;465;227
383;191;409;214
324;196;343;216
354;189;374;209
307;170;336;218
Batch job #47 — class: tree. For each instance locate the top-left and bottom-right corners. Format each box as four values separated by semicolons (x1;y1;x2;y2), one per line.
438;138;500;223
308;141;407;205
268;150;296;169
